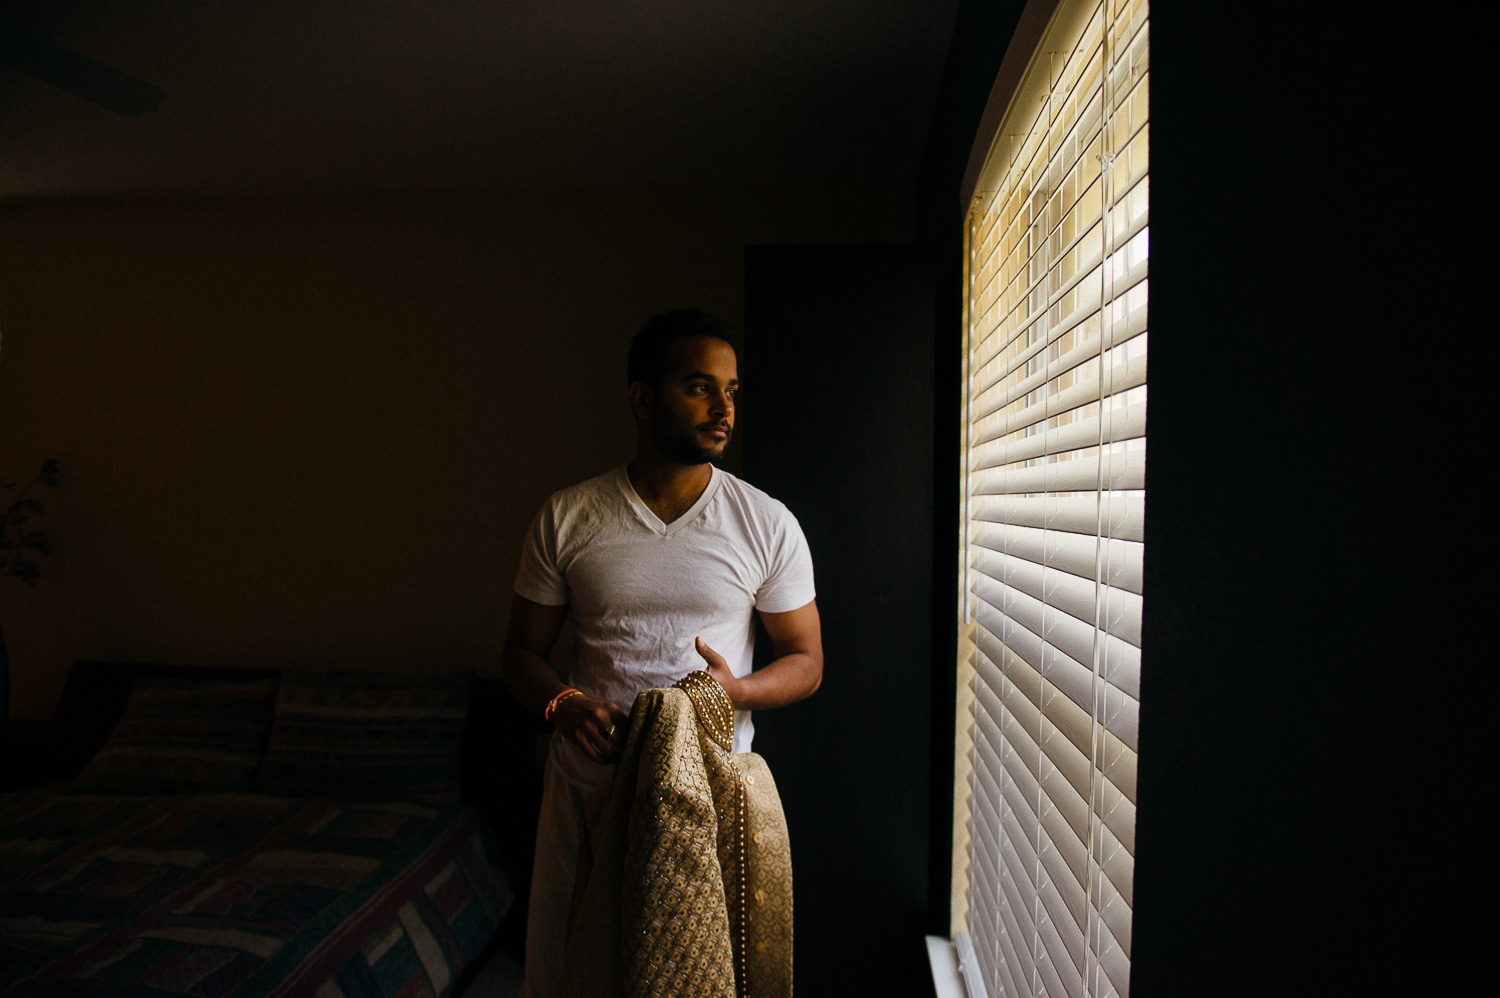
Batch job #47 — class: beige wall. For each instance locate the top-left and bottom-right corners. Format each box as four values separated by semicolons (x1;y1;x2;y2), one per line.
0;187;909;719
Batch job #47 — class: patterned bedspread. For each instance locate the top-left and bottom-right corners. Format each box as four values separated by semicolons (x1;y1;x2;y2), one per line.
0;789;513;997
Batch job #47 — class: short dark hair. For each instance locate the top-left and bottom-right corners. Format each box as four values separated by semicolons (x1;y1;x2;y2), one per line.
627;309;737;387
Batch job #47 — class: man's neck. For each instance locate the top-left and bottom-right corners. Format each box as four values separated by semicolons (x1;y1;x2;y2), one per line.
627;456;714;526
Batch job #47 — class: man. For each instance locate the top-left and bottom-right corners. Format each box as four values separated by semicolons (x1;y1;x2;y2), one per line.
502;309;822;998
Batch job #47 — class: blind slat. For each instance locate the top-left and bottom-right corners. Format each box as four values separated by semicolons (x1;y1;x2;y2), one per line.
973;333;1148;447
972;449;1145;497
973;400;1147;471
1039;767;1089;875
1094;864;1132;957
1037;884;1086;995
1035;940;1075;998
971;549;1144;648
1097;772;1136;856
1096;821;1133;909
972;493;1144;542
996;922;1031;998
972;521;1145;595
971;288;1147;430
1099;725;1136;804
973;218;1146;413
973;589;1140;749
1091;904;1132;998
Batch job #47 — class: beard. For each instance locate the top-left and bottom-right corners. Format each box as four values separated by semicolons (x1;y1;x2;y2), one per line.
655;419;732;466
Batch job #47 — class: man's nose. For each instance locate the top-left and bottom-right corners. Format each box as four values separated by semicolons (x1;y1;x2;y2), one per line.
710;390;732;416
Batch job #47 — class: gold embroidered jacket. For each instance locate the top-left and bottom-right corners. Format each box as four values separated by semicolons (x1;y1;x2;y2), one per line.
559;675;793;998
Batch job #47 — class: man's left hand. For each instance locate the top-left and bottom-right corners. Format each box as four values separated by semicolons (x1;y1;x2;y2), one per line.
694;636;742;707
687;601;822;712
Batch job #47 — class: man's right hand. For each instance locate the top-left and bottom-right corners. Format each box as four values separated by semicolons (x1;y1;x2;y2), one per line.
501;593;629;763
552;693;629;764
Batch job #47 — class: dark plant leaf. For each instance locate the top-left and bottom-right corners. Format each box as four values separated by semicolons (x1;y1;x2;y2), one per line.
4;555;41;586
4;498;41;521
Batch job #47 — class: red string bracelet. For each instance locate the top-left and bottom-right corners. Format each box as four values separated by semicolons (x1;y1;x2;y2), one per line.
545;688;582;721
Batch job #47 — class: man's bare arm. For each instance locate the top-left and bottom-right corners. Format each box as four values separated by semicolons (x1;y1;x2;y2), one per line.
694;599;823;710
501;592;627;763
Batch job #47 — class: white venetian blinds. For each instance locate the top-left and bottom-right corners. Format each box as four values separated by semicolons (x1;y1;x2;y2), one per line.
955;1;1148;997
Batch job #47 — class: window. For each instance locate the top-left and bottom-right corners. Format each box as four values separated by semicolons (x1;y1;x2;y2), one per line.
953;1;1148;996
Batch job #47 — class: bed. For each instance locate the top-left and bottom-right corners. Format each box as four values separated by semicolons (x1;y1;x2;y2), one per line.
0;662;545;998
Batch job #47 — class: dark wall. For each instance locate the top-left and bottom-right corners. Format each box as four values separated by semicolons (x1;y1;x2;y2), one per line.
744;245;936;996
1130;7;1400;995
0;187;914;723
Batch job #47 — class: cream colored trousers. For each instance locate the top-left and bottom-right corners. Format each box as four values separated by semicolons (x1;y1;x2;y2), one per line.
516;735;612;998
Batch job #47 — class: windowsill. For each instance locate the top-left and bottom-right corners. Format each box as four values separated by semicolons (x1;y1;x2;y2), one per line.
926;935;967;998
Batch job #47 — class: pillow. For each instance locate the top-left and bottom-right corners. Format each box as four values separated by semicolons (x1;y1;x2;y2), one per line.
253;670;471;803
75;677;277;792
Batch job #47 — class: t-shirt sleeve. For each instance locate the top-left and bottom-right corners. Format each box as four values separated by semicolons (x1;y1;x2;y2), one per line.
514;501;570;606
754;508;816;613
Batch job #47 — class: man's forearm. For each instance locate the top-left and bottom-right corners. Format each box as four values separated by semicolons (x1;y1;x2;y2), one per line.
725;651;821;710
501;643;572;719
694;634;821;711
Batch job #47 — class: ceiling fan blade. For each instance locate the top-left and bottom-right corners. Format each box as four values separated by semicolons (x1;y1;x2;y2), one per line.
0;26;165;116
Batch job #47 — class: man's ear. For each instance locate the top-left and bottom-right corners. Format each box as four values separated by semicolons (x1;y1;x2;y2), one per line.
628;380;654;422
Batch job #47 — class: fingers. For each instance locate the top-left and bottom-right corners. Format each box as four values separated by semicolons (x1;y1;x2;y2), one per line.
607;704;629;752
695;637;733;688
695;636;727;670
689;637;742;710
556;695;626;763
579;728;612;763
580;724;612;763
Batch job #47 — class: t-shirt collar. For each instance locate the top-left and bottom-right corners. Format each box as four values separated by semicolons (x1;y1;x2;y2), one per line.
617;464;724;536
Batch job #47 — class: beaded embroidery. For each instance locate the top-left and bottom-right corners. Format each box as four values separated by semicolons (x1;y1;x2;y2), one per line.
673;669;735;750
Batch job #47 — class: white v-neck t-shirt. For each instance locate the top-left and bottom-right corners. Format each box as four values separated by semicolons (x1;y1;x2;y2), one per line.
514;465;816;754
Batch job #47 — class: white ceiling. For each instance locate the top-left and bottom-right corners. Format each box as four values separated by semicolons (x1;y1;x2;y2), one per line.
1;0;963;200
